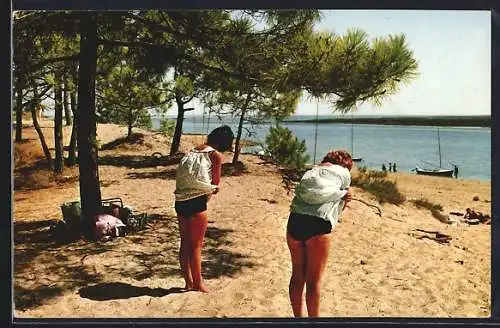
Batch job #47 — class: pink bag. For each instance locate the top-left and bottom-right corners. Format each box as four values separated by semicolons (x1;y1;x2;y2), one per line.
94;214;126;240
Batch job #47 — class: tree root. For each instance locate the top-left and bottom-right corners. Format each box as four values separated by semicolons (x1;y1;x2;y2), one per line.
416;235;451;244
413;229;452;244
351;198;382;217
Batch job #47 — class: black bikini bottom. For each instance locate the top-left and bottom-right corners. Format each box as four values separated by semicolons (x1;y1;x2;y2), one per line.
175;195;209;217
287;212;332;242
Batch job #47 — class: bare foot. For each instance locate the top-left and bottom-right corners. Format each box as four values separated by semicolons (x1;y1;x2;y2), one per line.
193;285;209;293
183;283;194;291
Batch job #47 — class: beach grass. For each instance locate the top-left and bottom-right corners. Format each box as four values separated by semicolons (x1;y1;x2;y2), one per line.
352;169;405;205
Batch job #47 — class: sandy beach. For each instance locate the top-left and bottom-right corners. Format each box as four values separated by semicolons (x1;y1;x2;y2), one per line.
13;120;491;318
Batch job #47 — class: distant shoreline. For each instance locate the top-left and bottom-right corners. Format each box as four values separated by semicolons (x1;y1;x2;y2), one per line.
158;114;491;128
39;112;491;128
282;115;491;127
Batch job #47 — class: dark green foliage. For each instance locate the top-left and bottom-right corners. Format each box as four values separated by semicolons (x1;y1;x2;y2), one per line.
264;125;310;170
12;10;419;237
199;11;317;164
288;29;419;112
96;63;165;137
356;167;388;179
158;119;176;136
411;198;448;222
430;210;449;222
352;169;405;205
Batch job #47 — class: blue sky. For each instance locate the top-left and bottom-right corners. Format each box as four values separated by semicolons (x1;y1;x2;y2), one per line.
187;9;491;117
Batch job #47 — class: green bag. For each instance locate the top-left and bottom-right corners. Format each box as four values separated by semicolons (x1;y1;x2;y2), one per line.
61;201;81;231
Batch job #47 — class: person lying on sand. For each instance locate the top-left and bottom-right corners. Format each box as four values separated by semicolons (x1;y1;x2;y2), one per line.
464;208;490;225
286;149;353;317
174;125;234;293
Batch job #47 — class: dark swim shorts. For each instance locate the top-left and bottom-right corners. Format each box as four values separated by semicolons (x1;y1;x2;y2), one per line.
175;195;209;218
287;212;332;242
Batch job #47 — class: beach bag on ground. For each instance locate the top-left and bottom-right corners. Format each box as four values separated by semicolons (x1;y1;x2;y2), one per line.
60;201;82;232
125;212;148;231
101;197;135;223
93;214;126;240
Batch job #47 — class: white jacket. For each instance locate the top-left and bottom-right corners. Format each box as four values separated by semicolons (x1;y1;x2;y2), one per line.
290;164;351;227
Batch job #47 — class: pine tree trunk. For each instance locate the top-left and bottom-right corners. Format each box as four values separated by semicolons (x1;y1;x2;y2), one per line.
77;13;101;238
70;90;77;113
67;89;78;166
63;75;72;126
31;82;53;169
71;61;78;108
70;89;77;111
169;95;185;156
14;80;24;143
67;70;78;165
232;94;251;164
127;123;133;139
54;72;64;173
67;121;78;166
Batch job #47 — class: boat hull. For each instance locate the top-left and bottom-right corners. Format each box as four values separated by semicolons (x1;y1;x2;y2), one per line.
415;167;454;177
352;157;363;162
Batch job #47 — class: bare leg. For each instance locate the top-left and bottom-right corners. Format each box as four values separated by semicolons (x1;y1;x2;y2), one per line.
304;233;332;317
287;233;307;317
177;215;193;290
187;211;209;292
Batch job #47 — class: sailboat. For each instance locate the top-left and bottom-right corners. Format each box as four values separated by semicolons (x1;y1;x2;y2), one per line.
414;127;454;177
351;113;362;162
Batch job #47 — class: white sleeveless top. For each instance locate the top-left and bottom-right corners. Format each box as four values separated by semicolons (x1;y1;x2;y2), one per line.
174;146;218;201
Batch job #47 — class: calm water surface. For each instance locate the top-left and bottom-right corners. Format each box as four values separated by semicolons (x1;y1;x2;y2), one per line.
153;116;491;181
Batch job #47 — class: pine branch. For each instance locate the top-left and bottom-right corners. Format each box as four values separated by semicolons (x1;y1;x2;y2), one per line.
98;38;258;83
18;54;79;76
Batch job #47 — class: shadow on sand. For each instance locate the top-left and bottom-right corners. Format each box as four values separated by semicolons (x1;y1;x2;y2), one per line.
14;213;255;311
99;153;183;169
78;282;186;301
14;146;256;311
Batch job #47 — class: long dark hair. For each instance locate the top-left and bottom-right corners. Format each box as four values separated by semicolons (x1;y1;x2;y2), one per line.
207;125;234;152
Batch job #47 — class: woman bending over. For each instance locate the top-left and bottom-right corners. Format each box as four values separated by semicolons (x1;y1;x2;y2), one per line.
286;149;353;316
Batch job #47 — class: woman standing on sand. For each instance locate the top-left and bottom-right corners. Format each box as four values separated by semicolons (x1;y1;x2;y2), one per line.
286;149;353;317
174;125;234;292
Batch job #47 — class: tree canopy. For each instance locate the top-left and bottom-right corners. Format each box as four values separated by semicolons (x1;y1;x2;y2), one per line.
12;10;419;236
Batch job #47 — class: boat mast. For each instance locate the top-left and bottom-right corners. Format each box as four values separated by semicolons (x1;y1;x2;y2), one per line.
202;104;205;133
206;109;211;134
351;112;354;156
437;126;442;168
313;98;319;164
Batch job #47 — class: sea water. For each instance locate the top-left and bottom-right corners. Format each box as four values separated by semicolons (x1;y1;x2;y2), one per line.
153;115;491;181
